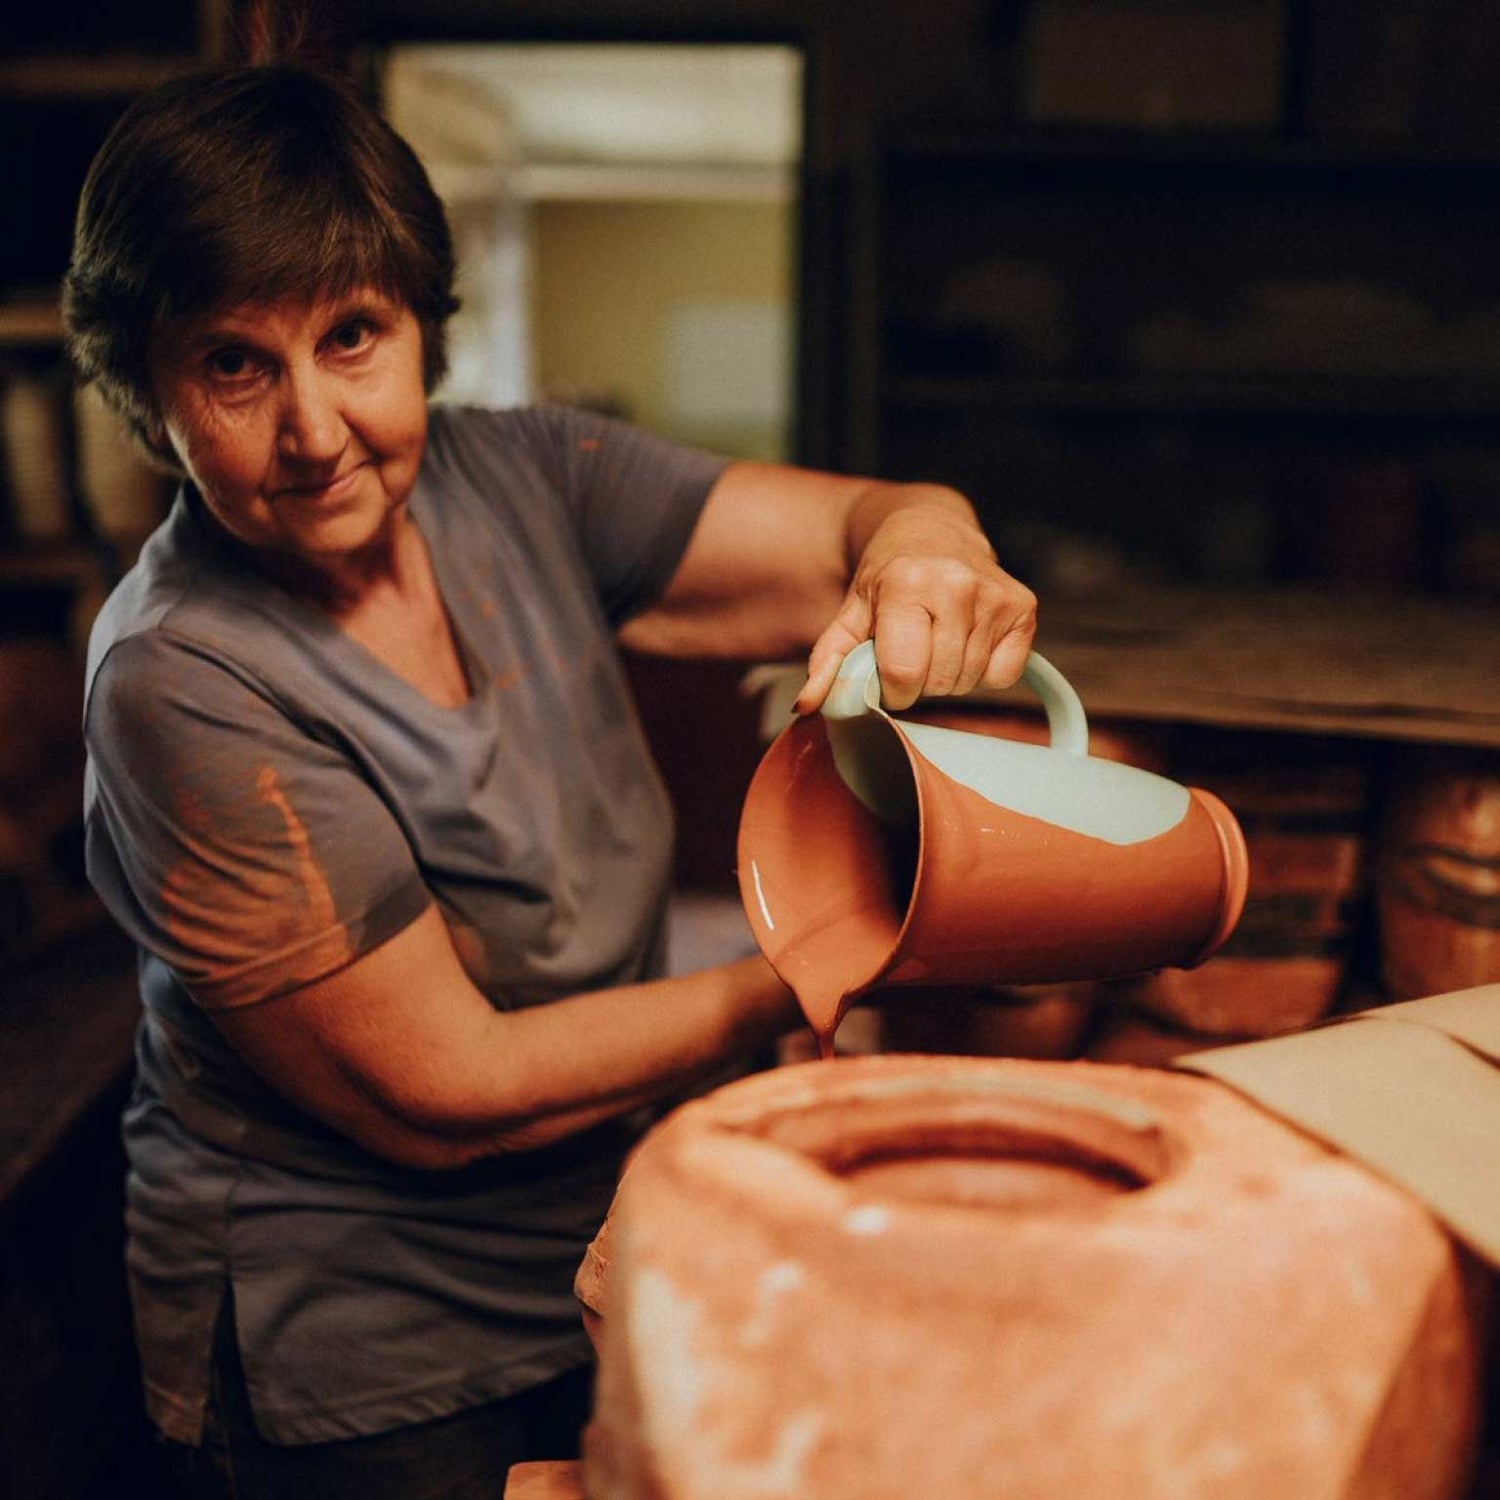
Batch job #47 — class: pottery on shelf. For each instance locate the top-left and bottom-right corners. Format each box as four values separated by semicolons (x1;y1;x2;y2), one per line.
1379;745;1500;1002
876;979;1101;1060
581;1055;1483;1500
1125;752;1374;1037
1;370;72;543
72;383;170;544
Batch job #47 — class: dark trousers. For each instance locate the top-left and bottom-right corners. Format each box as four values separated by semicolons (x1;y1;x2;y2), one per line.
163;1301;594;1500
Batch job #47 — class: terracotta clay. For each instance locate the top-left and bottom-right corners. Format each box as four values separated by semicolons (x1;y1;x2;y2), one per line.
1379;746;1500;1002
738;707;1247;1049
775;1003;884;1065
891;717;1369;1042
1109;954;1346;1040
582;1056;1482;1500
1083;1006;1216;1067
575;1217;609;1352
504;1461;587;1500
877;980;1100;1060
1127;755;1373;1036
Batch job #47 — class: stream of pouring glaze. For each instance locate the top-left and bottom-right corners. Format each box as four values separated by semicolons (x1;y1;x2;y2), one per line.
737;643;1249;1054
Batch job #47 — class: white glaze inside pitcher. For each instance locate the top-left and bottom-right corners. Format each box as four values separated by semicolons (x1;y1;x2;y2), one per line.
824;640;1191;846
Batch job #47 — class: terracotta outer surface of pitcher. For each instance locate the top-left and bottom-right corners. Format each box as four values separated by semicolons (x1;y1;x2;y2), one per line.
737;643;1249;1041
581;1056;1483;1500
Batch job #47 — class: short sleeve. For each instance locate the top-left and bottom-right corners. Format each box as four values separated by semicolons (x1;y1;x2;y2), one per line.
84;632;431;1009
438;404;728;627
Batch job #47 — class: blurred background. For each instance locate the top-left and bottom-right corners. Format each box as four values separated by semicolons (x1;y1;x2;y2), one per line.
2;4;1499;1494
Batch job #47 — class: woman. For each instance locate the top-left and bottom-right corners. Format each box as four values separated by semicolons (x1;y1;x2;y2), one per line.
64;60;1036;1498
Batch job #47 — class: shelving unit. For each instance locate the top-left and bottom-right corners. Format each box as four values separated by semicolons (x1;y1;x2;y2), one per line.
0;53;199;99
0;5;227;648
886;372;1500;427
0;9;221;979
0;301;64;348
852;125;1500;593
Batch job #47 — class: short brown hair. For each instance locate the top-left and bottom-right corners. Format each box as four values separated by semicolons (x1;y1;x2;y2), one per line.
63;64;460;466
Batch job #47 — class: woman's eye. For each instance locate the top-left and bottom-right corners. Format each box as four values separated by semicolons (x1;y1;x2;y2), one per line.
330;319;374;353
206;347;256;381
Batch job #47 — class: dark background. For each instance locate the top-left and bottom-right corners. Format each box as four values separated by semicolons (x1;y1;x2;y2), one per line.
3;4;1500;1496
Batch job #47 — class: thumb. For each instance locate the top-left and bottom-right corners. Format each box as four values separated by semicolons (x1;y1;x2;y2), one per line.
793;596;872;715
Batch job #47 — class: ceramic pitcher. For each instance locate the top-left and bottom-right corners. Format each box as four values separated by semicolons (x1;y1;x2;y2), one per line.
737;641;1249;1043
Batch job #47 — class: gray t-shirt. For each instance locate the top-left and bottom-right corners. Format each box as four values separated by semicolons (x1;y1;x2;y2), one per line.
83;403;726;1445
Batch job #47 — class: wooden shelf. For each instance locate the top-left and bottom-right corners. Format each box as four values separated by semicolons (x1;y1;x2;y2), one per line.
0;53;197;99
885;374;1500;426
745;584;1500;749
881;125;1500;181
857;115;1500;596
0;302;64;349
0;544;110;587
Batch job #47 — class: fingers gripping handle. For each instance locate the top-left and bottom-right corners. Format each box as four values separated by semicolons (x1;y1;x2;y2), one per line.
824;640;1090;757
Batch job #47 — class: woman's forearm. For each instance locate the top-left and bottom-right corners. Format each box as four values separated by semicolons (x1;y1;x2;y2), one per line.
428;956;799;1153
215;910;802;1170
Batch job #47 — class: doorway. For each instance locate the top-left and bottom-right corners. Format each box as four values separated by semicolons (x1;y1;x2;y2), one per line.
382;41;804;463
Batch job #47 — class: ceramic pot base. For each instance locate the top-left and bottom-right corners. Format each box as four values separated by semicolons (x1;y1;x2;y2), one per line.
583;1056;1482;1500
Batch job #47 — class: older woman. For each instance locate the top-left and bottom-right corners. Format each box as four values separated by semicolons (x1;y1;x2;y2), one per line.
64;60;1035;1499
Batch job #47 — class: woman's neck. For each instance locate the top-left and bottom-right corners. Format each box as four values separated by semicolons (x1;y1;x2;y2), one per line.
286;509;423;620
187;484;417;614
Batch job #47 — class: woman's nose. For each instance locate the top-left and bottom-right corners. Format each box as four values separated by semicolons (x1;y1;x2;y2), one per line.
276;371;347;461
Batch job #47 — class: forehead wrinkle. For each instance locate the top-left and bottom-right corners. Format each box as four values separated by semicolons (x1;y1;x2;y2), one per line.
161;288;404;361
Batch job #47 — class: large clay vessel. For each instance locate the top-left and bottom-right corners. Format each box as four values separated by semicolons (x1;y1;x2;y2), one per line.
582;1056;1482;1500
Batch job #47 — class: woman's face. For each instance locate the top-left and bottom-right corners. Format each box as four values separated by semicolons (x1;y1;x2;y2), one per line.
149;290;429;566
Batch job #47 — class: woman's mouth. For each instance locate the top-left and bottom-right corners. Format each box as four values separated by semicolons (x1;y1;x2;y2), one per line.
276;462;369;504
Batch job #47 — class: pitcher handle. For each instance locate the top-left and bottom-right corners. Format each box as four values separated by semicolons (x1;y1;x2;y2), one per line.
1021;651;1090;757
825;639;1090;757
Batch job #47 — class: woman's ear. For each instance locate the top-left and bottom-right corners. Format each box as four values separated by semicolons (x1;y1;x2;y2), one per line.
139;415;185;476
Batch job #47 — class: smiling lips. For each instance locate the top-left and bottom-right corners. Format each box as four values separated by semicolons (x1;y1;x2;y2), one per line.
275;461;369;504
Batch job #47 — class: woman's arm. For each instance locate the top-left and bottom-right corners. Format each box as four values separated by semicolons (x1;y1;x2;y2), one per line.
618;461;1037;711
212;903;800;1170
88;634;797;1174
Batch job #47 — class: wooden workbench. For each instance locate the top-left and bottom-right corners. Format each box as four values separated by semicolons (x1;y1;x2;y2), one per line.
1033;585;1500;749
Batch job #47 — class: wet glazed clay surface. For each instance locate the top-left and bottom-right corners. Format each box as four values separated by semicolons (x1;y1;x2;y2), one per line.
737;711;1247;1052
582;1056;1482;1500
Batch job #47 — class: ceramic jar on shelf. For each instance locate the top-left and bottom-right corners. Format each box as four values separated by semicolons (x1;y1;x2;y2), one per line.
0;360;170;554
72;381;170;552
0;361;73;545
1379;745;1500;1001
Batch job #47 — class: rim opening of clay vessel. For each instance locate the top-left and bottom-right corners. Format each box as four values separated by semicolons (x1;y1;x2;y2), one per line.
738;1070;1171;1216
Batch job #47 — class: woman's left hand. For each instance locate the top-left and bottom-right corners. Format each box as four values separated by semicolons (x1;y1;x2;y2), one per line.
794;489;1037;715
